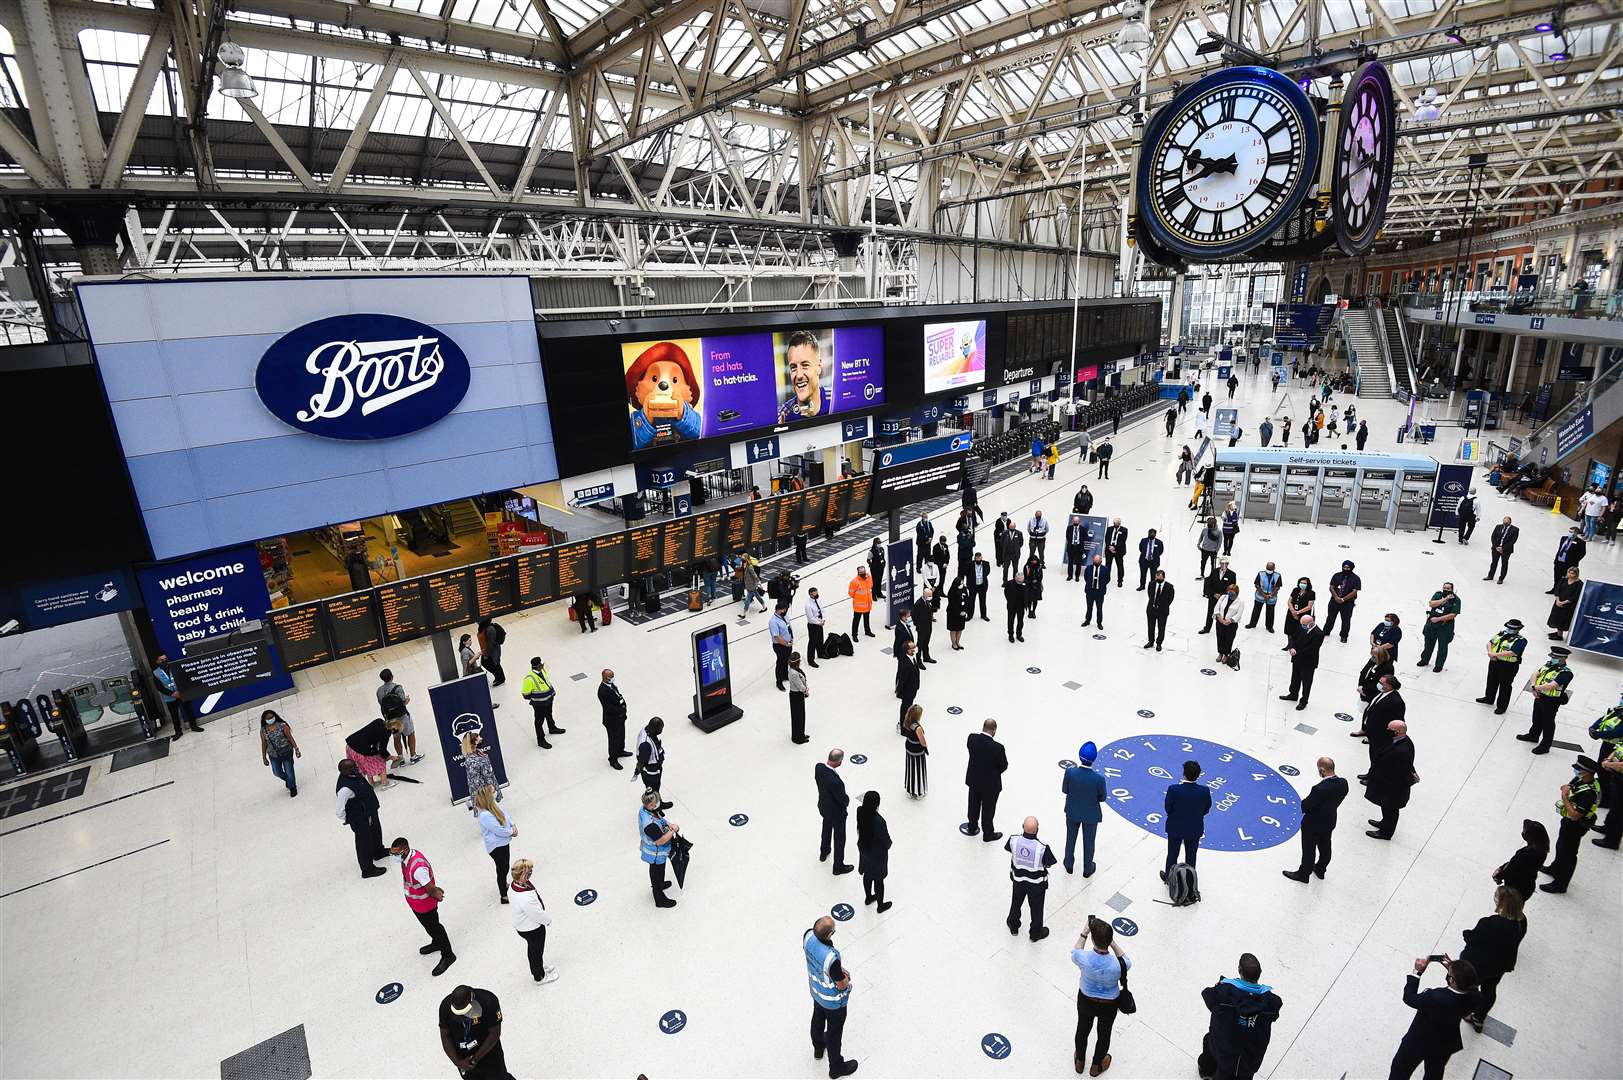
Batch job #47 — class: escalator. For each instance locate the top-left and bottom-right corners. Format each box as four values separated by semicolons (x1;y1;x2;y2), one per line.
1381;308;1416;398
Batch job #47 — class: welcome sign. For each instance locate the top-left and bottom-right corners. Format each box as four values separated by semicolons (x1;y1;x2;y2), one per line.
255;313;472;440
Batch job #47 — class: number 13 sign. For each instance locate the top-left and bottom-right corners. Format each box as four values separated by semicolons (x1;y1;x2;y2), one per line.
1096;734;1302;851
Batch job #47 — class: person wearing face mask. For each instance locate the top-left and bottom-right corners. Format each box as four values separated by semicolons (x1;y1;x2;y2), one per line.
336;758;388;878
1324;561;1361;644
1540;755;1601;893
460;733;500;812
1371;613;1402;664
1416;583;1460;672
1279;614;1324;711
597;669;632;769
1548;566;1582;641
390;836;456;976
1475;620;1527;714
1516;647;1574;755
804;915;860;1077
1283;576;1314;648
1550;524;1586;593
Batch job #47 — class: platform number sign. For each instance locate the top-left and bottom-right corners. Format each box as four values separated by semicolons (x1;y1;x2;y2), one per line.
1095;734;1302;851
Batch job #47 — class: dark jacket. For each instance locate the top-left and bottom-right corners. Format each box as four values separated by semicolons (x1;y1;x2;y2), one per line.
1104;525;1129;558
1138;537;1164;565
815;762;849;818
895;654;922;701
1397;975;1475;1059
1073;489;1095;515
1300;775;1349;833
1146;579;1175;614
1203;568;1237;599
598;681;627;723
1494;844;1542;902
1003;579;1027;609
965;732;1009;792
912;598;934;630
336;769;379;825
1358;659;1394;702
1165;780;1213;839
1062;763;1107;823
345;718;392;759
1365;736;1416;809
1362;689;1406;744
892;618;917;654
996;529;1024;566
1554;534;1586;568
1459;914;1527;982
1491;523;1520;553
1291;624;1325;667
1064;522;1091;563
1084;563;1109;595
856;810;891;878
1201;979;1283;1077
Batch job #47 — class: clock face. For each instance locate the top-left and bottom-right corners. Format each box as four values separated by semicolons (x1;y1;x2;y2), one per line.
1095;734;1302;852
1137;66;1320;261
1332;62;1396;256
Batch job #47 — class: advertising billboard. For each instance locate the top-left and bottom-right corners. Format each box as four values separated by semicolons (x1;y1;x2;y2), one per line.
923;319;988;395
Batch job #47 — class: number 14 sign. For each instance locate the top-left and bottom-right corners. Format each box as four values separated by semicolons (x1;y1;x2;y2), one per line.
1096;734;1302;851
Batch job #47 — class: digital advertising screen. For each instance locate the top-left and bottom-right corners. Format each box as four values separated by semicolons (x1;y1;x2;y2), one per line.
923;319;988;395
516;548;558;606
269;604;332;672
621;325;884;451
696;627;730;689
375;579;430;644
325;591;384;659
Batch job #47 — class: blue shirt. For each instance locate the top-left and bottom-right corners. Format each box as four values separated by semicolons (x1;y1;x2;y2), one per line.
769;613;792;645
1072;948;1128;999
477;809;515;854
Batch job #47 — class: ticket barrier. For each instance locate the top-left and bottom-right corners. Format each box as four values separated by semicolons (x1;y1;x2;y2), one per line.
43;689;89;761
1245;465;1281;521
1395;471;1437;530
127;669;158;740
1357;472;1394;528
1317;468;1355;526
0;700;41;776
1281;467;1318;523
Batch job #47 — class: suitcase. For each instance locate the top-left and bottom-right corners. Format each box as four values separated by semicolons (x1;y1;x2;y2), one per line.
568;606;577;622
601;604;613;626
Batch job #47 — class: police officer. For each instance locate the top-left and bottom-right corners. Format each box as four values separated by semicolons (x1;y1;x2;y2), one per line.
1516;646;1574;755
520;658;564;749
804;915;859;1078
639;788;679;908
1474;620;1526;715
1588;701;1623;850
1540;755;1600;893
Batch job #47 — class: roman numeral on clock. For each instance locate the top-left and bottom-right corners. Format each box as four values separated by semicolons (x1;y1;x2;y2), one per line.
1267;149;1295;168
1162;185;1189;212
1181;203;1202;233
1261;119;1289;140
1255;176;1286;202
1218;94;1238;122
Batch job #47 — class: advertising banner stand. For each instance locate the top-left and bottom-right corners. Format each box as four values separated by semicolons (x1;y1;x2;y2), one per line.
1427;464;1474;545
1566;581;1623;659
886;539;915;629
689;623;743;732
428;674;510;804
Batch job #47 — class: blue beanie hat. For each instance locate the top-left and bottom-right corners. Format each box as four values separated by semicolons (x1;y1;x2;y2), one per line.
1079;741;1097;763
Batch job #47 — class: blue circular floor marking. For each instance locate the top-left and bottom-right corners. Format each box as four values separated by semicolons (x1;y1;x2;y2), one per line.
981;1033;1012;1060
831;903;855;922
947;706;963;714
849;754;868;765
375;982;403;1005
1335;712;1354;723
1026;666;1042;674
1096;734;1302;851
1111;917;1139;937
573;888;598;906
659;1009;687;1035
1137;709;1155;718
1058;759;1077;769
1278;764;1301;776
1201;668;1218;676
1378;547;1391;552
729;813;749;827
1094;634;1107;640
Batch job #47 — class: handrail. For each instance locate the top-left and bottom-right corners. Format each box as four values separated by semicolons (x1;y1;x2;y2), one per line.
1524;347;1623;459
1368;307;1400;399
1388;308;1415;395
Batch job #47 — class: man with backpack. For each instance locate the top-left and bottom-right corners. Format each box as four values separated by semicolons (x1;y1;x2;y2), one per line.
476;619;506;686
1198;954;1282;1080
1163;760;1212;891
377;669;422;765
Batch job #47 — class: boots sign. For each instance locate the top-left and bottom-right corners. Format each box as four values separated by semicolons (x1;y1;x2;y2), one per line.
255;313;472;440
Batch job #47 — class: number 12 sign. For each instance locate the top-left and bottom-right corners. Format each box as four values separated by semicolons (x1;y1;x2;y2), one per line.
1095;734;1302;851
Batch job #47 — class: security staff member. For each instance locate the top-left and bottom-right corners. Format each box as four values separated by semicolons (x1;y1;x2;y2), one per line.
1082;555;1109;629
804;916;860;1078
1516;647;1574;754
1324;560;1361;643
633;718;668;806
1144;570;1174;651
1027;511;1051;566
1541;755;1601;893
1455;489;1478;543
1004;816;1056;941
639;788;679;908
1551;524;1586;592
520;658;564;749
770;602;794;689
1104;519;1129;586
1137;530;1165;590
1416;583;1460;672
1475;620;1527;714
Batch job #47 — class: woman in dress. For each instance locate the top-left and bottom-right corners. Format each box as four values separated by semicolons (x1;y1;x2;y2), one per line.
901;704;928;798
946;577;970;651
1283;576;1315;648
508;858;557;984
344;716;404;786
259;709;301;797
856;790;893;913
1023;554;1044;619
458;633;482;678
1491;819;1549;903
1548;566;1582;640
474;785;516;903
462;731;500;811
1460;884;1528;1031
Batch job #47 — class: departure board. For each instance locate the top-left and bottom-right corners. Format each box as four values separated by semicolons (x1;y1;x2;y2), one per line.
825;479;852;526
662;517;694;566
376;579;430;644
629;525;663;577
775;492;803;539
593;531;628;587
473;558;518;618
269;603;332;672
846;474;873;518
516;548;558;607
692;511;723;561
799;487;828;534
749;498;776;546
723;505;750;553
325;591;384;659
426;568;476;629
556;541;593;595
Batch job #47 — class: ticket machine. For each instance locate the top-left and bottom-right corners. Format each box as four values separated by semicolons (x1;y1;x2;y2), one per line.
1245;464;1282;521
1212;462;1244;511
1357;470;1395;528
1281;466;1318;523
1317;467;1356;526
1395;469;1437;529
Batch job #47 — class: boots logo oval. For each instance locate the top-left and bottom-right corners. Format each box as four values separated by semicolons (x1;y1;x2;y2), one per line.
256;313;471;440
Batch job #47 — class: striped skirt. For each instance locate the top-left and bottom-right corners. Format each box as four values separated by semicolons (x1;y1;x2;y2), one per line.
904;750;928;797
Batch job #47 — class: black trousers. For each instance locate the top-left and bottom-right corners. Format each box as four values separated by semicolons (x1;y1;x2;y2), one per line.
1166;835;1199;871
1297;828;1332;875
1146;610;1167;646
974;582;989;618
1075;993;1119;1069
810;1003;849;1076
966;785;999;835
1325;601;1355;641
1201;595;1219;632
851;611;872;637
648;860;670;895
530;698;556;745
795;533;808;562
916;624;934;662
1215;621;1238;657
1199;550;1218;576
1526;696;1562;750
1083;592;1104;626
1007;606;1025;640
1458;517;1476;542
1007;880;1047;934
820;812;847;864
414;907;453;956
1288;662;1316;702
518;926;547;980
898;694;915;731
1066;558;1084;581
1138;560;1157;588
459;1043;513;1080
773;643;792;687
603;717;626;761
489;843;510;900
1483;660;1519;710
1375;804;1401;835
863;872;886;906
1030;537;1047;564
162;697;189;736
1098;458;1110;478
1388;1033;1450;1080
484;653;506;686
807;623;825;664
790;692;806;741
1247;602;1275;631
1487;550;1511;581
915;544;929;569
348;812;384;874
1106;552;1125;585
1547;815;1588;887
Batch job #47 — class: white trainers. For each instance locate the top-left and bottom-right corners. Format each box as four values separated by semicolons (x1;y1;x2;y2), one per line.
540;967;560;985
408;754;424;765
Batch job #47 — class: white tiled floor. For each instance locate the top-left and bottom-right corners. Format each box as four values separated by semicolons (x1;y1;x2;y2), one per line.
3;368;1619;1079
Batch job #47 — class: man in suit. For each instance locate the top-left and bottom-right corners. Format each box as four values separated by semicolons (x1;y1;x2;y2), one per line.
1485;515;1519;583
1104;519;1129;586
1137;529;1164;590
891;606;916;656
1061;742;1107;876
597;669;632;770
1550;524;1586;593
1455;489;1478;543
914;514;933;571
1388;956;1480;1080
1144;569;1174;651
1282;756;1348;883
996;521;1024;583
1365;720;1416;839
970;552;992;621
1063;515;1090;581
815;749;854;875
1358;675;1405;777
894;639;922;732
1003;572;1027;643
1278;613;1324;711
1082;555;1109;629
912;587;936;664
963;719;1008;842
1163;759;1213;879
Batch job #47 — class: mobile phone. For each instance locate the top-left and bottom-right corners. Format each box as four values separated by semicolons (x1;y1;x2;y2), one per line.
1426;954;1448;963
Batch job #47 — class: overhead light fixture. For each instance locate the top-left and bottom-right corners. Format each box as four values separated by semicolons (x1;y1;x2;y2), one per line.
216;40;257;99
1194;33;1224;56
1413;86;1442;122
1550;38;1569;61
1534;18;1555;31
1117;0;1151;55
1444;28;1467;45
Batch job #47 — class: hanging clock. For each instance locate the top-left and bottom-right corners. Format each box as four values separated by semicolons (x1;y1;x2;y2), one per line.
1131;212;1186;273
1331;60;1396;256
1136;65;1320;261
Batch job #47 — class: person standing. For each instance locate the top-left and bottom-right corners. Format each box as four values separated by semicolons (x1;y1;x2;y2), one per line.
1201;390;1213;418
1247;562;1281;632
804;916;860;1078
930;536;951;589
1540;754;1601;893
804;587;826;667
1199;558;1236;634
1045;440;1060;480
1492;819;1550;903
1104;519;1129;586
996;518;1024;583
1198;954;1283;1080
1358;645;1395;707
740;556;767;616
1144;569;1174;651
460;732;500;811
153;656;202;740
1005;816;1056;941
1416;583;1460;672
1578;483;1609;539
913;586;937;663
1358;675;1406;777
1548;566;1582;641
638;788;680;909
1324;560;1361;643
1003;571;1028;643
1279;614;1324;711
1550;524;1586;592
507;859;556;985
336;758;387;879
1458;885;1526;1031
955;513;976;583
1455;489;1478;543
377;668;421;764
1516;646;1574;754
770;601;794;690
1196;518;1222;578
1387;957;1479;1080
787;653;811;744
1023;555;1045;620
473;787;515;903
520;658;564;749
971;552;992;620
914;514;934;571
1590;703;1623;849
901;704;929;798
1176;445;1195;486
458;633;483;679
848;566;875;639
1485;516;1519;583
866;538;886;597
633;718;670;808
963;719;1007;841
597;669;631;769
476;619;506;687
1163;760;1212;880
1213;583;1242;668
1082;555;1109;630
1028;511;1050;566
1137;529;1164;590
1071;916;1129;1077
1165;406;1178;436
856;791;892;913
1220;502;1240;555
816;749;854;874
1062;742;1107;876
1475;620;1527;713
1064;515;1090;581
259;710;301;797
438;985;512;1080
1355;419;1369;451
1371;613;1403;663
390;836;456;976
1283;576;1314;646
1095;437;1113;479
1259;417;1274;447
1282;757;1347;883
946;578;970;651
1364;720;1416;840
894;638;922;732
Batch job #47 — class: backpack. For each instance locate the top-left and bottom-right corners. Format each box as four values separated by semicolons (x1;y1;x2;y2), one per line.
379;686;408;719
1164;863;1200;906
488;622;506;645
836;633;855;657
821;634;841;660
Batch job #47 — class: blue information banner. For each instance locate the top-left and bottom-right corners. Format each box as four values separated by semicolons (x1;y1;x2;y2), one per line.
1427;464;1474;529
428;672;511;803
1567;580;1623;658
886;538;915;628
1213;408;1239;440
874;431;972;469
18;569;137;631
1555;405;1594;459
